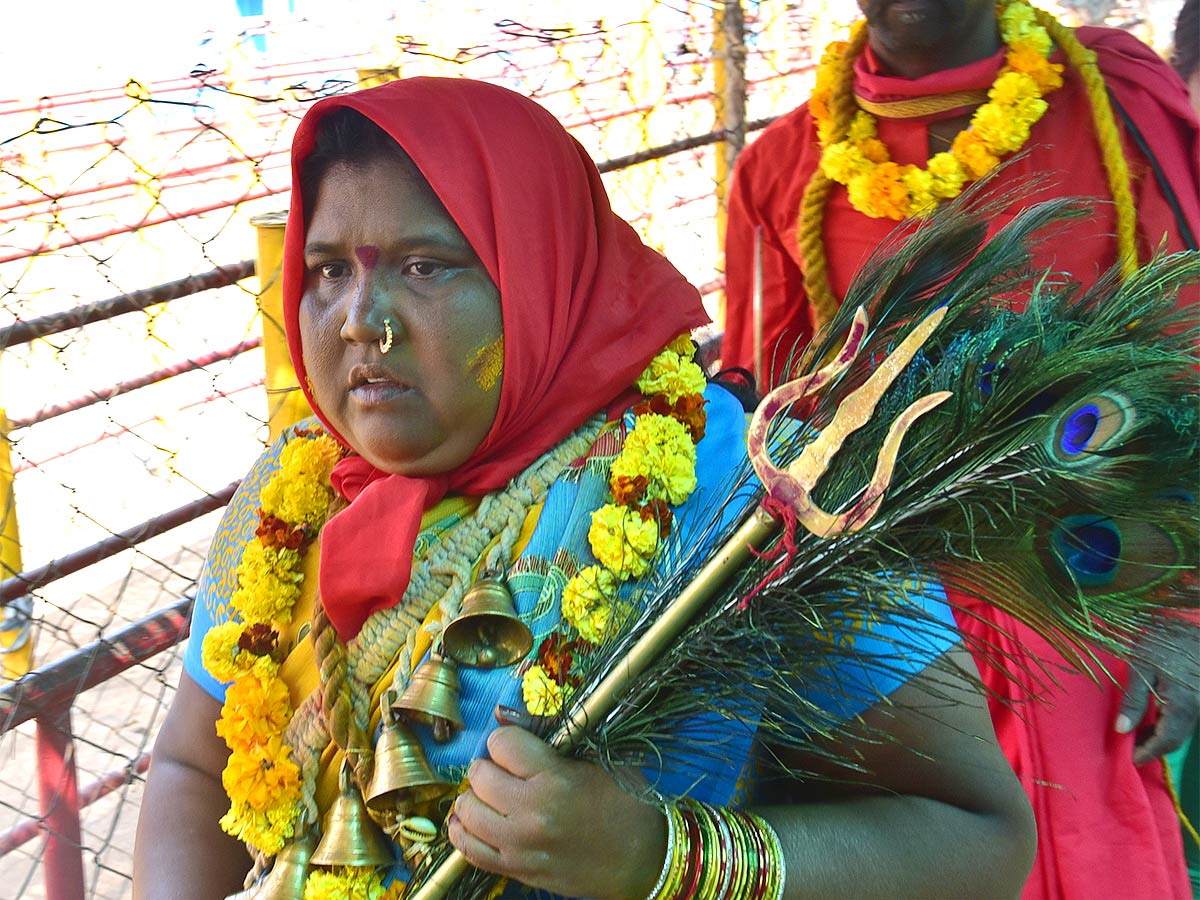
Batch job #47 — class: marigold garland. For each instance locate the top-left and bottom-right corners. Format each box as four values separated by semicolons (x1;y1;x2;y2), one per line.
522;336;708;716
813;0;1064;220
301;867;400;900
200;426;343;856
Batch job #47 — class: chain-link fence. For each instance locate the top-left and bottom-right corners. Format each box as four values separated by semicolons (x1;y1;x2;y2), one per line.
0;4;831;897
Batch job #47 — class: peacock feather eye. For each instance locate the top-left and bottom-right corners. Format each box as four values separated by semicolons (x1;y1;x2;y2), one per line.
1050;514;1122;586
1050;391;1134;465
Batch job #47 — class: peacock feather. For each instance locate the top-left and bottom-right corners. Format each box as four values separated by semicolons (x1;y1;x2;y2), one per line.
409;184;1199;900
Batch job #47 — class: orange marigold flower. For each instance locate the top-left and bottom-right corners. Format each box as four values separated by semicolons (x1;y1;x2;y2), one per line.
238;622;279;657
951;131;1000;179
216;675;293;750
256;512;309;551
639;498;674;538
221;736;300;812
611;473;649;507
633;394;671;417
672;393;708;442
536;633;586;686
859;137;890;165
809;94;830;127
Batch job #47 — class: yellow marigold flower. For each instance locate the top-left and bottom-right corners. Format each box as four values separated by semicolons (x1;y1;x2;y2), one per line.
951;131;1000;179
231;543;303;624
846;111;876;143
1000;2;1046;47
216;674;293;750
636;352;707;405
1012;95;1048;127
219;798;297;855
926;152;967;198
204;624;248;686
575;605;614;644
610;414;697;505
810;92;831;137
901;168;937;217
589;504;659;580
522;663;565;716
562;566;617;643
820;142;870;183
847;162;911;221
562;566;616;622
667;333;695;356
261;435;340;525
303;868;388;900
972;103;1024;154
221;736;301;812
988;70;1037;107
202;625;279;685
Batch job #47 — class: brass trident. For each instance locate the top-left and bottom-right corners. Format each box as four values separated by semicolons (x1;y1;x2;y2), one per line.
747;305;953;537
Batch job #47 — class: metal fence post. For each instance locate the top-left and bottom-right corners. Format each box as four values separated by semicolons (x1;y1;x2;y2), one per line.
36;708;86;900
713;0;747;328
251;212;311;440
0;373;33;681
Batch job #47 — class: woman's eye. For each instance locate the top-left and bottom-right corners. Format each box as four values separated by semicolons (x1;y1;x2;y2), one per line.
405;259;445;278
317;262;348;280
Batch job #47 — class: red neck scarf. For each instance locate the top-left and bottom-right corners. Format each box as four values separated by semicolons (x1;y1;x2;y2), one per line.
282;78;709;638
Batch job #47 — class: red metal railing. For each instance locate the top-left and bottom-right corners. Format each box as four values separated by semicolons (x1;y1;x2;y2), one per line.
0;598;193;897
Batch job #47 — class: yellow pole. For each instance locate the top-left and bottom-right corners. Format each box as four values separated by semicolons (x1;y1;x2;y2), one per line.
357;67;400;89
604;2;670;253
0;382;33;681
713;0;747;328
760;0;796;110
251;212;311;440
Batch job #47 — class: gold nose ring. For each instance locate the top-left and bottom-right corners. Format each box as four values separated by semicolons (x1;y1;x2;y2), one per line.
379;317;394;354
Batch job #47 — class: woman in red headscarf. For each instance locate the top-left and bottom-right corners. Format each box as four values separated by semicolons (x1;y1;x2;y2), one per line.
133;78;1034;900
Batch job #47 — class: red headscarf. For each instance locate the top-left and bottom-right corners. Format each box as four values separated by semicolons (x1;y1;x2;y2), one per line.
282;78;709;637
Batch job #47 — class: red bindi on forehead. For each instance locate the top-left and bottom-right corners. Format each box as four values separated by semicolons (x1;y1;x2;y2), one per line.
355;245;381;269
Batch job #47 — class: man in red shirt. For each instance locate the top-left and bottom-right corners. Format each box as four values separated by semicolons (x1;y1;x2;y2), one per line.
721;1;1199;897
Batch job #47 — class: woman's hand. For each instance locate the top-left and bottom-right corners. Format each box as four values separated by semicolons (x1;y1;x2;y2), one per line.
448;725;666;900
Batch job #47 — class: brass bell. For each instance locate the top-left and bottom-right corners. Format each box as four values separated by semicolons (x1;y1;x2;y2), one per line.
223;831;316;899
311;763;395;867
393;653;465;741
365;716;454;814
441;573;533;668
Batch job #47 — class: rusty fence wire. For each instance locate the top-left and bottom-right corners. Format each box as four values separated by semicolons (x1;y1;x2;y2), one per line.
0;3;829;897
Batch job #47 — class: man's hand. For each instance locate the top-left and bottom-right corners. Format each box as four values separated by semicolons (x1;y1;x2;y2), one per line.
1116;623;1200;766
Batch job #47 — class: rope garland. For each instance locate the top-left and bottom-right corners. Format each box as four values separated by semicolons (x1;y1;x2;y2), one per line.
284;415;606;834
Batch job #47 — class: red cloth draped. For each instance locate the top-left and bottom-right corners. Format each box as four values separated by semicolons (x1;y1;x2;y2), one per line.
283;78;708;638
720;25;1197;900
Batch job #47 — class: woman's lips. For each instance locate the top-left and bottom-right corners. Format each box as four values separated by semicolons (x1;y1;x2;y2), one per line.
348;364;414;404
351;381;413;404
